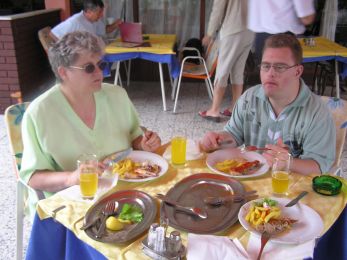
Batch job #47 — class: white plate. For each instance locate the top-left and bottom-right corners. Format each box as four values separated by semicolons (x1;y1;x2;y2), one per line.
238;197;324;244
206;148;269;178
115;150;169;182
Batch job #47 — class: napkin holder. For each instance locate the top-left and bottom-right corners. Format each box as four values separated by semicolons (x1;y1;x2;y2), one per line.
141;236;186;260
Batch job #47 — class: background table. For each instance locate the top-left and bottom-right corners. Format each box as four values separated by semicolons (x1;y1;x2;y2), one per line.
103;34;180;111
26;149;347;259
300;37;347;98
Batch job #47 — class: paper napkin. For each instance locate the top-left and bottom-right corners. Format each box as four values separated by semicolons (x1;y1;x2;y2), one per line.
187;234;249;260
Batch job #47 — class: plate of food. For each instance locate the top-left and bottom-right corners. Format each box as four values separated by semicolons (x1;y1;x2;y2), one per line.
83;190;156;243
206;148;269;178
105;151;168;182
238;197;324;244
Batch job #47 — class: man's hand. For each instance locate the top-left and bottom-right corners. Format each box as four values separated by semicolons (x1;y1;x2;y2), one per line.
202;35;212;49
262;138;290;167
199;131;236;152
140;130;161;152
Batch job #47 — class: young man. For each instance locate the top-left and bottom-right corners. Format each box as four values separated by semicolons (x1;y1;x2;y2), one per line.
51;0;122;41
200;34;335;175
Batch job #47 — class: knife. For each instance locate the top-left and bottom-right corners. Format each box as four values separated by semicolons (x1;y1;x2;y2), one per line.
80;216;100;230
285;191;309;207
104;148;133;167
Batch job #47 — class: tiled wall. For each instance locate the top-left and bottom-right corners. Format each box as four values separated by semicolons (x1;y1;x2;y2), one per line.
0;9;60;114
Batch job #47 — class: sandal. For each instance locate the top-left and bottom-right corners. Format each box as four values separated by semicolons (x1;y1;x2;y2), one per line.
220;109;232;117
198;111;221;123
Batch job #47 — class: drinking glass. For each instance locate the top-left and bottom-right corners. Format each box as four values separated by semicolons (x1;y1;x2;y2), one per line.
271;152;292;196
77;154;99;199
171;136;187;166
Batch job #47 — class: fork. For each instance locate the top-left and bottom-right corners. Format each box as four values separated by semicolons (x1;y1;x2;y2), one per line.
95;201;118;238
203;190;258;206
239;144;270;153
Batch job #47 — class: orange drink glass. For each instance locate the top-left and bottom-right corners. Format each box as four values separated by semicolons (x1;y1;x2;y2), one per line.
171;136;187;166
272;152;292;196
77;154;98;199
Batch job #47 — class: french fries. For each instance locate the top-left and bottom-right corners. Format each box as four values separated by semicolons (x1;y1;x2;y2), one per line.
214;158;245;172
112;159;138;176
245;203;281;226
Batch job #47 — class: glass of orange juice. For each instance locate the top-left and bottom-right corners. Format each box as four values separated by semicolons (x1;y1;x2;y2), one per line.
171;136;187;166
77;154;99;200
272;152;292;196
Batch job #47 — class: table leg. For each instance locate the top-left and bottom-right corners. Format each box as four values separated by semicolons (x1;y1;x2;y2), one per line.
335;60;340;99
158;63;167;111
114;61;120;86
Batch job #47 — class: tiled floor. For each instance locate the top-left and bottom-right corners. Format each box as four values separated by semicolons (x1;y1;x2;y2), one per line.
0;78;346;259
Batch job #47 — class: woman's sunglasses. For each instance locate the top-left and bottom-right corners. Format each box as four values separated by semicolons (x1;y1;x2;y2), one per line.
69;60;107;74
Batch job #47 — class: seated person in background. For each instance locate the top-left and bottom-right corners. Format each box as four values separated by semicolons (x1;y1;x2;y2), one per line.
200;33;335;175
20;31;161;216
50;0;122;41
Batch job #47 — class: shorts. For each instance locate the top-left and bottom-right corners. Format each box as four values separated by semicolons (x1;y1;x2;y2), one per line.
214;30;254;87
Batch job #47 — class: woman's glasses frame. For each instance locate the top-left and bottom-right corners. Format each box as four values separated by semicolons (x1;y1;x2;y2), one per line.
69;60;107;74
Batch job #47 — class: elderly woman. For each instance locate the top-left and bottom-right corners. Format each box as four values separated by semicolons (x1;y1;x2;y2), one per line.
20;31;161;216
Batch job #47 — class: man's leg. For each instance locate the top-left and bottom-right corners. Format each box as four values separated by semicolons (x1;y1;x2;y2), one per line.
228;84;243;112
204;84;227;117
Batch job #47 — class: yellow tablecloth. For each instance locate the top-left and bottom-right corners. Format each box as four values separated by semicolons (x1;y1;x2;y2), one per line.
37;152;347;259
300;36;347;59
105;34;176;55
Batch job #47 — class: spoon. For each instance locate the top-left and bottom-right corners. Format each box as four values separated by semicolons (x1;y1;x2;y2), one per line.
156;193;207;219
256;231;271;260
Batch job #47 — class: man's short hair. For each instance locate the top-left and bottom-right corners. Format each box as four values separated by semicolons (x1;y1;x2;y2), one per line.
83;0;104;11
263;33;303;64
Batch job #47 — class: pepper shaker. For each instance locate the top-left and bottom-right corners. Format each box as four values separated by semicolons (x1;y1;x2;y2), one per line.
168;230;182;255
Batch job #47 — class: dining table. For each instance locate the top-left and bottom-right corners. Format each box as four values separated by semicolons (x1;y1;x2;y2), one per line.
25;145;347;260
103;34;180;111
299;36;347;98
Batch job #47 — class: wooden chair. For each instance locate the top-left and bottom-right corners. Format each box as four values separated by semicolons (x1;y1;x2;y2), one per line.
172;38;219;113
38;26;56;53
4;102;44;260
321;96;347;176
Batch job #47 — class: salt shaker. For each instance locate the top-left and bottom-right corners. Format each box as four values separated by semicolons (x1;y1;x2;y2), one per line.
148;223;160;248
154;226;166;253
168;230;182;255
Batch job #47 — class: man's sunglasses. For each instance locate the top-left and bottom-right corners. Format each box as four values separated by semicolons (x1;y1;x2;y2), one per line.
69;60;107;74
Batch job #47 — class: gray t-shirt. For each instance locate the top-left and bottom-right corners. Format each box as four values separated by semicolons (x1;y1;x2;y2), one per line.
51;11;106;39
224;80;336;172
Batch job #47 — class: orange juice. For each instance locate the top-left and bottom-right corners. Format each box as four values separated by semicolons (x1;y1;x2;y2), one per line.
80;172;98;198
171;137;187;165
272;171;289;194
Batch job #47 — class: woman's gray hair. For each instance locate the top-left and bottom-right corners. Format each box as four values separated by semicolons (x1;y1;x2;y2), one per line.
48;31;105;82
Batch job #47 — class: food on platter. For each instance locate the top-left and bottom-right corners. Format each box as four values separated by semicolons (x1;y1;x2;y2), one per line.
106;203;144;231
112;158;161;179
245;198;297;234
214;158;262;176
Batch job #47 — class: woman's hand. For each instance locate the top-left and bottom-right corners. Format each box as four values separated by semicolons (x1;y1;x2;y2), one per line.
140;130;161;152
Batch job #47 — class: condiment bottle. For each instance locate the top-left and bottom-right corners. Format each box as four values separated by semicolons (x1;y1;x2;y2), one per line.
148;223;159;248
168;230;182;255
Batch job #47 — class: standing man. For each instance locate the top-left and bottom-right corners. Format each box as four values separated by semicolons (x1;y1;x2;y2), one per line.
51;0;122;41
199;0;254;122
248;0;316;63
200;34;335;175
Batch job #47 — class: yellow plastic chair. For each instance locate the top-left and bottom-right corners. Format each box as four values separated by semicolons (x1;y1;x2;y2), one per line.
4;102;44;260
38;26;56;53
172;38;219;113
321;96;347;176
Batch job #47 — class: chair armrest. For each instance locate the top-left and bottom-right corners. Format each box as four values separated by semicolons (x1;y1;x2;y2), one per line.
18;178;45;200
179;47;202;57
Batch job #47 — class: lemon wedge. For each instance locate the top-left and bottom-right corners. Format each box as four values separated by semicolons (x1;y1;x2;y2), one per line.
105;216;124;231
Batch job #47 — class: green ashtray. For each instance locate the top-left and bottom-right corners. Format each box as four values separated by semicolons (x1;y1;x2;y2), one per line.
312;175;342;196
